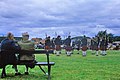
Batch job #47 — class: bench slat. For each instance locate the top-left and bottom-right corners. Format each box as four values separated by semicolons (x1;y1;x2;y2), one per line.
15;62;55;66
35;62;55;65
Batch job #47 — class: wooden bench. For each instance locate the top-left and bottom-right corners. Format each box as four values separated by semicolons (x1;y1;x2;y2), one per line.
0;50;55;80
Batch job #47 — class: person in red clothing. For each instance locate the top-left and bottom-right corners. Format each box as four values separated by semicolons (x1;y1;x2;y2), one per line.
64;36;72;56
45;36;51;50
54;35;62;56
81;35;88;57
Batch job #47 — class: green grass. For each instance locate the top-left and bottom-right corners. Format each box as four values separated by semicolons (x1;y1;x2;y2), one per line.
0;50;120;80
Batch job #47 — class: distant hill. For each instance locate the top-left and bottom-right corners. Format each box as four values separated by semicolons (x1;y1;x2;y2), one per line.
71;36;91;40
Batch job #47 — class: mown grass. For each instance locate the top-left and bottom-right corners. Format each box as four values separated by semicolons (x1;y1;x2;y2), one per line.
0;50;120;80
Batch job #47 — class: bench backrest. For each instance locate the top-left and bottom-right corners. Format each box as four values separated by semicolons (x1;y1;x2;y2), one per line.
0;49;54;65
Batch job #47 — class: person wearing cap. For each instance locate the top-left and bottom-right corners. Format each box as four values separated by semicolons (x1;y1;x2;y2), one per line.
91;36;99;56
18;32;36;75
99;36;108;56
81;35;88;57
54;35;62;56
45;36;51;50
51;37;55;53
75;39;81;54
91;37;95;54
64;36;72;56
0;32;21;78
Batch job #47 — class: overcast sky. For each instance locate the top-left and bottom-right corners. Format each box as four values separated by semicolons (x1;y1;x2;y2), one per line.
0;0;120;39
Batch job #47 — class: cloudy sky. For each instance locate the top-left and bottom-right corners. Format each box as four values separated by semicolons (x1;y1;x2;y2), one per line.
0;0;120;39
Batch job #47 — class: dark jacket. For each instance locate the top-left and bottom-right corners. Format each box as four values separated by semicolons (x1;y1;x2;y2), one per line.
100;38;108;50
64;37;71;46
45;38;51;47
81;37;87;46
54;38;62;45
0;38;21;67
100;39;107;47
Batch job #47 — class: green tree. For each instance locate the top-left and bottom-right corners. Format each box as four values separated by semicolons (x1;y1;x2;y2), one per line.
113;36;120;41
97;30;114;43
107;33;114;43
97;30;107;39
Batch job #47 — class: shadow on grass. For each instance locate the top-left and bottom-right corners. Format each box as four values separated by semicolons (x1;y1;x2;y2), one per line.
2;73;49;80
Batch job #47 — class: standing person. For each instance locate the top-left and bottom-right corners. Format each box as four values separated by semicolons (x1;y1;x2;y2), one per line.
0;32;21;78
54;35;62;56
91;37;95;55
72;41;75;50
64;36;72;56
76;39;81;54
99;37;108;56
81;35;88;57
105;36;108;55
93;36;99;56
51;38;56;53
45;36;51;50
18;32;36;75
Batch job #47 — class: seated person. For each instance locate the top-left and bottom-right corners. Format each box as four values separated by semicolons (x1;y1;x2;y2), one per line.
0;32;21;78
18;32;36;75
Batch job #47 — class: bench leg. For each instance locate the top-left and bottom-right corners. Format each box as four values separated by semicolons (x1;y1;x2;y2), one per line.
1;66;6;78
48;65;51;80
25;65;29;72
38;65;46;75
38;65;52;80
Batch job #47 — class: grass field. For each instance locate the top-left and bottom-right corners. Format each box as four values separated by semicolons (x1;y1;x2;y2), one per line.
0;50;120;80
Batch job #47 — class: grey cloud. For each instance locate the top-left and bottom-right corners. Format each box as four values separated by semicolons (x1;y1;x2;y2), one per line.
0;0;120;38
